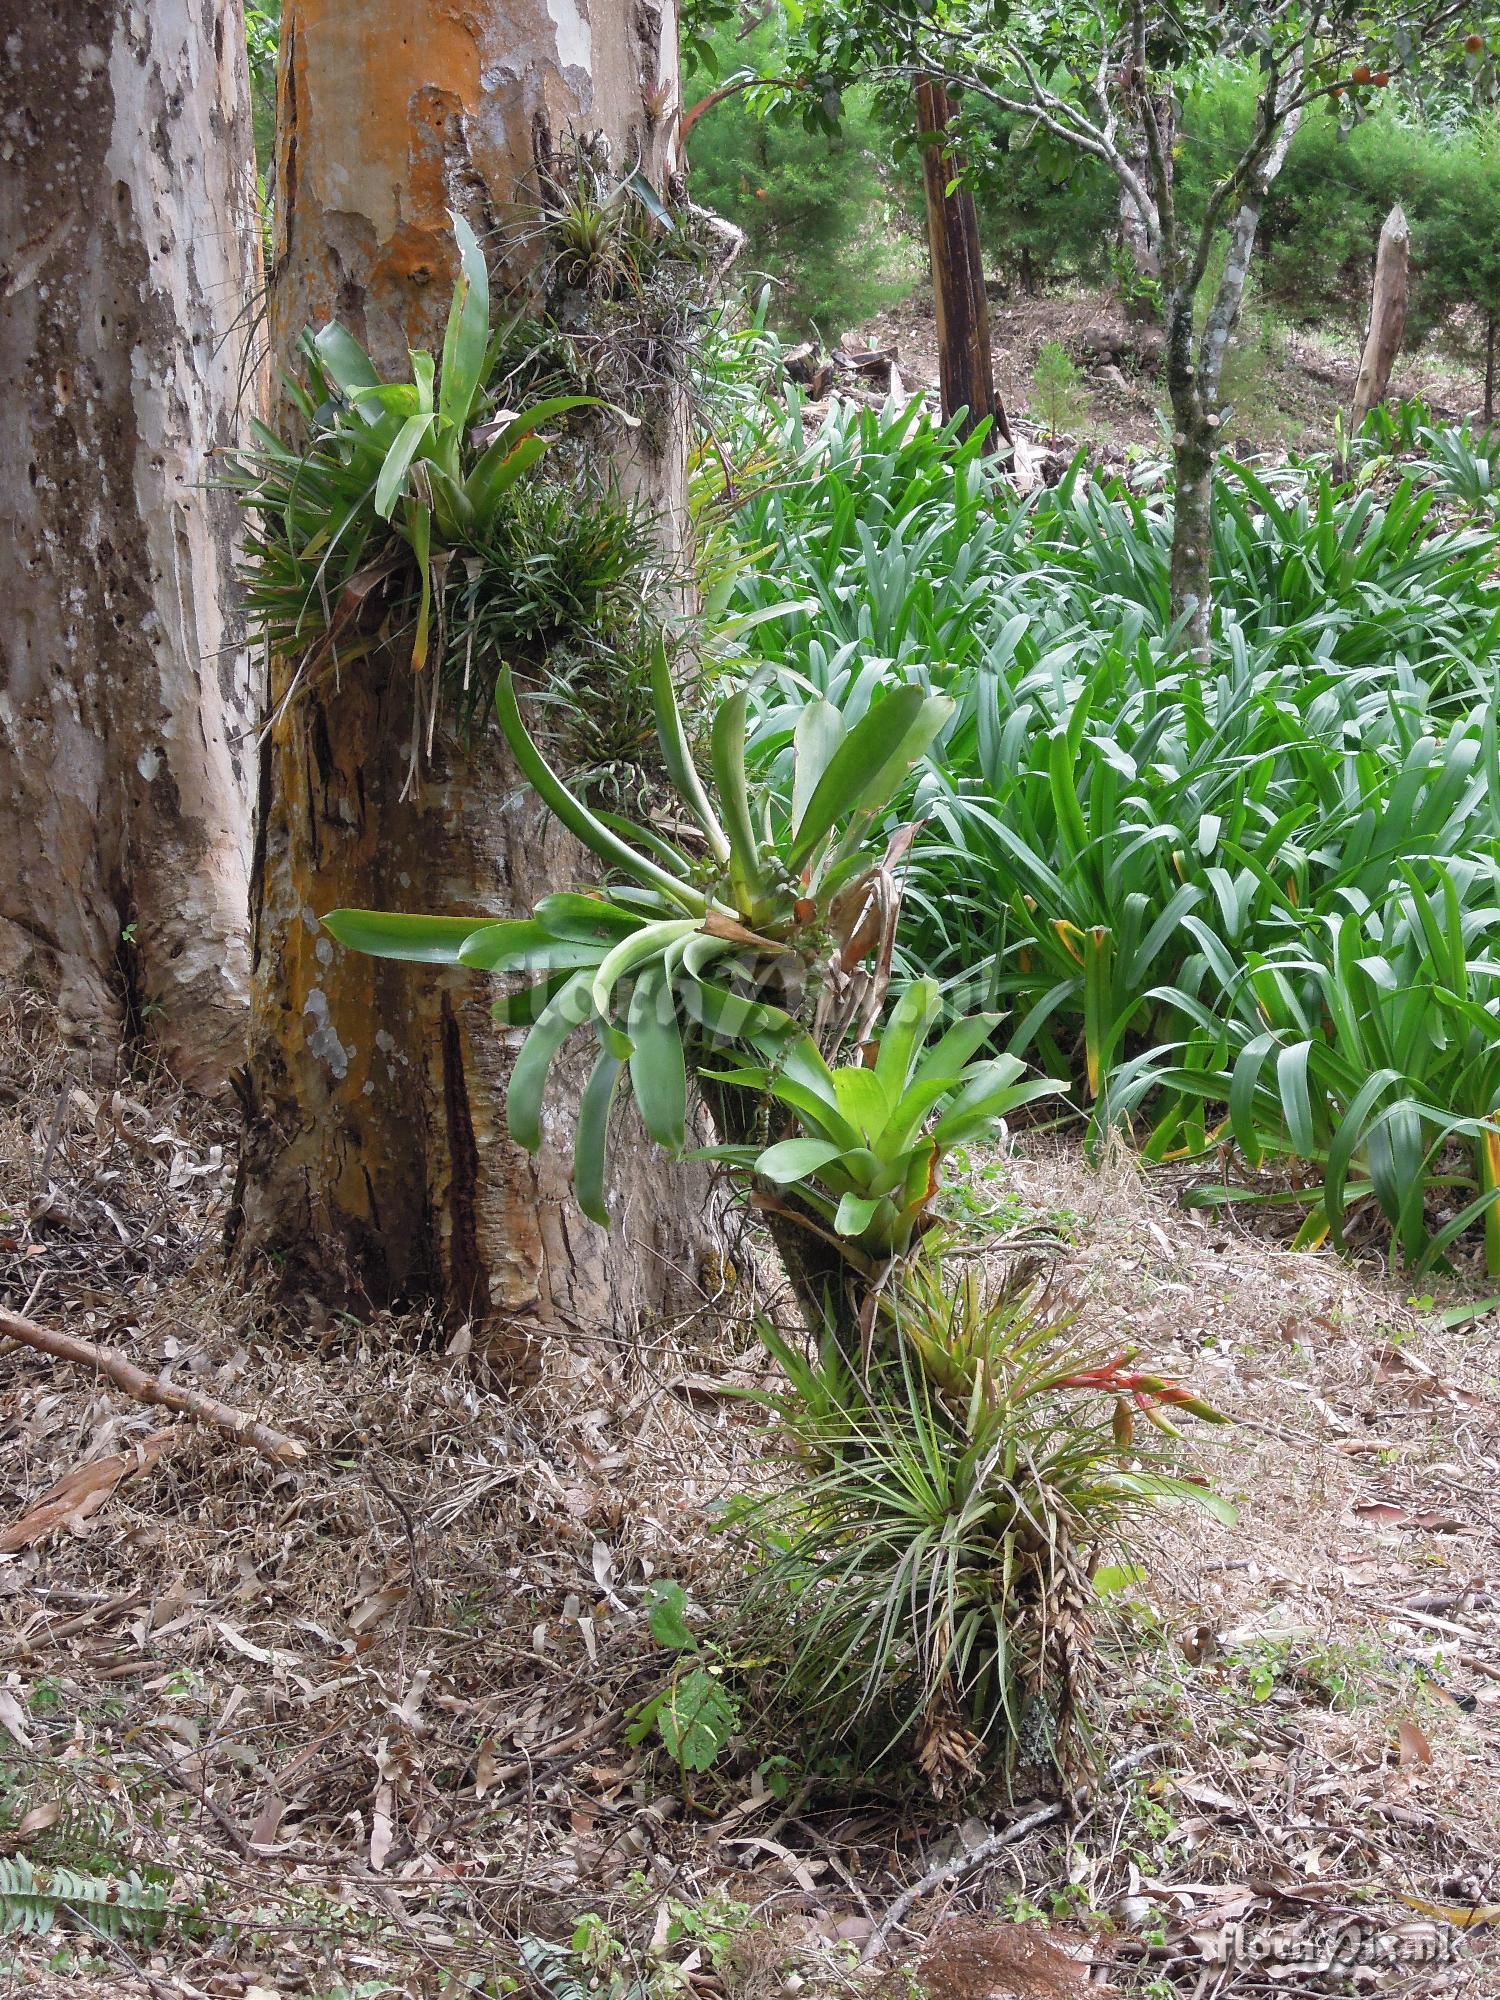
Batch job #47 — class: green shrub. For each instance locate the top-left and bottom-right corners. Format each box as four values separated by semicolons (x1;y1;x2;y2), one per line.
704;385;1500;1274
683;20;914;335
1030;339;1092;442
1181;70;1500;353
1112;861;1500;1273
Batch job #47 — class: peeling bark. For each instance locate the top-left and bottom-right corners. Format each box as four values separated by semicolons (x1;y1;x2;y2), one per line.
915;78;1010;450
0;2;263;1092
233;0;712;1347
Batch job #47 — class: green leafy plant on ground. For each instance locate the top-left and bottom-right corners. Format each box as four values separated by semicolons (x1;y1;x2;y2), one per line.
244;232;1231;1799
706;390;1500;1275
0;1856;167;1943
1030;340;1092;443
738;1255;1228;1792
1111;863;1500;1271
625;1582;741;1779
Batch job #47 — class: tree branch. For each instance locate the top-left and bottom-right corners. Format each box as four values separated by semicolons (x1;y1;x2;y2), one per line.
1197;45;1310;404
0;1305;309;1466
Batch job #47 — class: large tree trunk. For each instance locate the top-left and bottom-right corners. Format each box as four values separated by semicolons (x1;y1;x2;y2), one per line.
915;78;1012;450
0;0;262;1093
230;0;711;1347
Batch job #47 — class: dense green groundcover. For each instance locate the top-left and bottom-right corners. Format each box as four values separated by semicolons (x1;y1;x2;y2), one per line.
715;387;1500;1273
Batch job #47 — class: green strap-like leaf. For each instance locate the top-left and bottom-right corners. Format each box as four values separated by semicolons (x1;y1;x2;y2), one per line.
312;321;381;397
872;978;942;1095
323;909;495;964
1324;1067;1406;1249
754;1137;848;1183
374;413;435;520
534;893;646;940
855;694;955;826
575;1038;625;1226
463;398;601;517
459;926;611;973
711;690;769;909
650;641;730;862
461;432;551;521
791;699;847;837
677;977;799;1049
495;669;704;912
834;1190;887;1239
439;210;490;436
787;686;928;872
931;1070;1062;1146
627;967;688;1151
507;971;595;1152
405;499;433;669
491;976;568;1027
915;1010;1002;1087
590;919;699;1018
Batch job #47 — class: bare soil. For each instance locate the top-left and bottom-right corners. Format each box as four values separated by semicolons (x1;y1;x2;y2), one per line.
847;285;1490;463
4;994;1500;1998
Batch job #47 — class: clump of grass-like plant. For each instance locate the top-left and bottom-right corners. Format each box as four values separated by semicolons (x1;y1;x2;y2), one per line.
735;1251;1229;1797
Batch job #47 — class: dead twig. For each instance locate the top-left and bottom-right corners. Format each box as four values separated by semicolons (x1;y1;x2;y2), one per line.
0;1303;307;1466
860;1743;1169;1965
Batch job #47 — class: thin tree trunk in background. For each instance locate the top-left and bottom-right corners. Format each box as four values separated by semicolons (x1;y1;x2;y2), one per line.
1119;95;1172;285
0;0;262;1093
1486;315;1496;426
1164;286;1216;665
914;78;1012;449
1349;205;1411;438
231;0;711;1347
1165;83;1302;660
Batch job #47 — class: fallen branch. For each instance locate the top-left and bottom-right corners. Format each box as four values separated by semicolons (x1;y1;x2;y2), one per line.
860;1743;1167;1964
0;1305;307;1466
860;1804;1064;1964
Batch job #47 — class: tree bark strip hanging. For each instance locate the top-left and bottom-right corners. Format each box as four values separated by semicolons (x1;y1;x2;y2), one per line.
914;78;1011;449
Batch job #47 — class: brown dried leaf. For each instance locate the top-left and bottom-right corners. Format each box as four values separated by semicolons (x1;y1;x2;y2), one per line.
370;1781;395;1871
0;1690;33;1749
1396;1719;1434;1767
1353;1500;1468;1532
0;1431;172;1553
347;1586;408;1635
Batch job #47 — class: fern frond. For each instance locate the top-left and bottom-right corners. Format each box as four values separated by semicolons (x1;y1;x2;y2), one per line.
0;1854;167;1940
